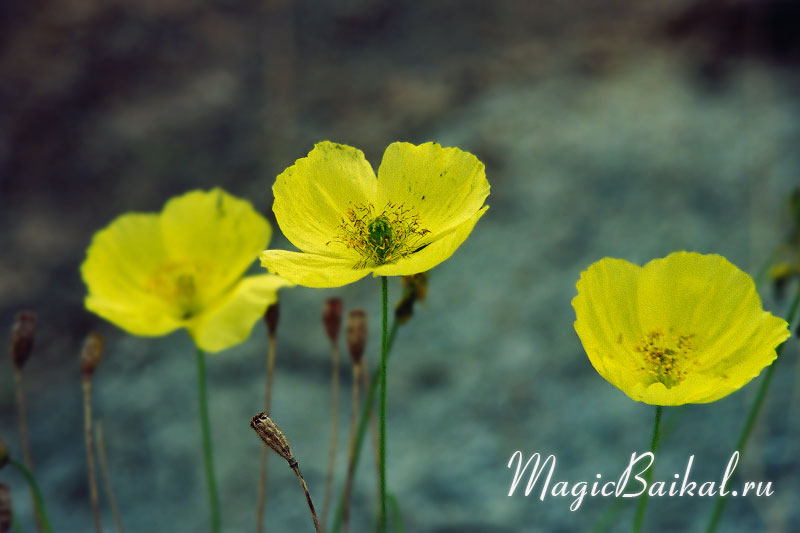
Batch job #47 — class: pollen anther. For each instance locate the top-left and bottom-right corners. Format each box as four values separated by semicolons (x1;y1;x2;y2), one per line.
634;328;697;388
328;202;430;268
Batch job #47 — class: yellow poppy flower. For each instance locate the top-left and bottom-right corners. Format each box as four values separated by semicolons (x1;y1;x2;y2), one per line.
572;251;790;405
81;188;292;353
259;141;489;288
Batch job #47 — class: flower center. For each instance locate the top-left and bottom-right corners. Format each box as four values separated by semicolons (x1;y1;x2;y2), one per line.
147;262;209;319
329;202;430;268
634;328;698;388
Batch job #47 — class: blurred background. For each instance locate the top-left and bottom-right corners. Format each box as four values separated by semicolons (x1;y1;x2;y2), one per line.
2;0;800;531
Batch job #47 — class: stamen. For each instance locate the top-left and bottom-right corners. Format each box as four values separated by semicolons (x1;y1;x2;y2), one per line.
147;263;208;319
633;328;698;388
329;202;430;268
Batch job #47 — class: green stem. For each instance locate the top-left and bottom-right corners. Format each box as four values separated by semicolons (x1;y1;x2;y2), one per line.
195;348;221;533
378;276;389;532
9;458;53;533
632;406;663;533
12;508;22;533
706;286;800;533
331;310;400;533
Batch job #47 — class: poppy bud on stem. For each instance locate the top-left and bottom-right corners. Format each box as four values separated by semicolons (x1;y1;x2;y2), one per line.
250;414;321;533
9;312;42;533
321;298;343;530
10;312;36;371
80;333;104;378
79;333;104;533
257;303;280;533
346;310;367;366
10;313;36;470
323;298;343;343
264;303;280;338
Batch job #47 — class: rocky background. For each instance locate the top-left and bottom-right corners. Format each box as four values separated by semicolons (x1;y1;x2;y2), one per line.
2;0;800;531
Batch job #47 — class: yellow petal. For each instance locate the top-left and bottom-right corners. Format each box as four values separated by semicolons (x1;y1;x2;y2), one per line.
81;213;180;336
260;249;369;288
572;257;644;393
630;374;724;406
84;294;183;337
370;206;488;276
637;252;755;337
376;142;489;235
273;141;378;255
697;312;789;403
573;251;791;406
160;188;271;297
187;274;292;353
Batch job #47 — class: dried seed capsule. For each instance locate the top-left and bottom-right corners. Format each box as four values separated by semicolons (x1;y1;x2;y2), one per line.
10;311;36;370
346;310;367;365
80;332;105;377
322;298;343;343
264;303;280;337
250;413;294;465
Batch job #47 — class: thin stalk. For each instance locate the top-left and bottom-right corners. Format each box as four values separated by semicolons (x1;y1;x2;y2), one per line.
96;422;125;533
633;405;663;533
14;369;42;533
12;509;22;533
321;340;341;529
256;333;278;532
14;370;33;474
706;287;800;533
359;359;381;491
289;461;321;533
378;276;389;532
82;377;103;533
195;348;221;533
331;316;399;533
8;458;53;533
342;363;362;533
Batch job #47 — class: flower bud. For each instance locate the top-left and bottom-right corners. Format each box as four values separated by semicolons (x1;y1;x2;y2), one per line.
0;483;10;533
251;413;295;465
395;272;429;324
80;332;105;377
346;310;367;365
10;311;36;370
322;298;343;343
264;303;280;337
0;439;7;470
